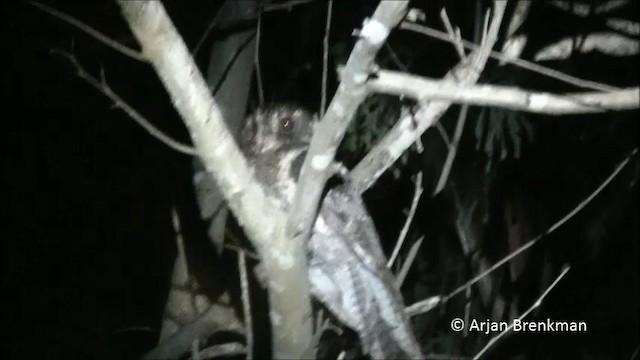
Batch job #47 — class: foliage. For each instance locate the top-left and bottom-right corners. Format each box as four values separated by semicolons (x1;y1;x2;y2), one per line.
341;94;401;155
474;103;535;172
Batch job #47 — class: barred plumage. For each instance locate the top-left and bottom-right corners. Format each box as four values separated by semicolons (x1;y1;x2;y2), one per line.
240;105;423;359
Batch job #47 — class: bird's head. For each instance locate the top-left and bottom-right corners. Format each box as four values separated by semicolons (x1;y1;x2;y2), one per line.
239;105;316;206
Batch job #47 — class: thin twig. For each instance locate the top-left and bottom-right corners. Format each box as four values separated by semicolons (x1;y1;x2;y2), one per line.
191;338;201;360
385;42;410;71
192;10;219;57
545;148;637;234
388;171;423;268
145;303;244;359
223;229;260;259
400;22;622;92
194;0;315;57
238;251;253;360
472;265;571;360
312;310;343;358
172;206;189;279
446;146;625;299
434;105;468;195
406;148;637;317
254;10;265;106
439;8;465;58
434;121;452;147
28;1;146;62
320;0;333;118
463;285;471;338
52;49;198;156
112;326;159;335
224;243;259;260
263;0;314;13
189;342;246;360
481;8;490;48
396;235;424;286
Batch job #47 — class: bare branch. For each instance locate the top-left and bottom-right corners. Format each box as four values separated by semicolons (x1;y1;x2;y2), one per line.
434;121;452;147
505;1;531;38
28;1;146;62
263;0;314;13
51;50;197;155
388;171;423;268
192;11;219;57
350;1;507;193
406;148;637;317
396;236;424;287
238;251;253;360
254;10;265;106
440;8;465;58
385;42;410;71
400;22;621;92
499;1;530;65
144;303;245;360
320;0;334;118
161;207;199;341
405;296;442;316
535;32;639;61
193;0;313;56
594;0;630;14
368;70;640;114
288;0;409;257
189;342;246;360
606;18;640;36
433;105;468;196
116;2;313;357
472;265;571;360
157;208;244;357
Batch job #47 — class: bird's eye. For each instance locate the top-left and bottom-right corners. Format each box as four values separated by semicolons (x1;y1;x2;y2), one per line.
280;116;295;132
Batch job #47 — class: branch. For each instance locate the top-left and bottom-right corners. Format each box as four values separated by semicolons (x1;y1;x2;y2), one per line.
396;235;424;287
350;1;507;193
51;50;197;156
143;303;244;360
388;171;423;268
116;2;313;358
263;0;314;13
254;10;265;106
287;0;409;256
606;18;640;36
400;22;621;92
439;8;465;58
189;342;246;360
433;105;468;196
499;1;531;65
535;32;639;61
406;148;637;317
368;70;640;114
472;265;571;360
320;0;333;117
238;251;253;360
28;1;146;62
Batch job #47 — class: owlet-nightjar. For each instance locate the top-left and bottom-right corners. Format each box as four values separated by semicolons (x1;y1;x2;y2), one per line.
239;105;423;359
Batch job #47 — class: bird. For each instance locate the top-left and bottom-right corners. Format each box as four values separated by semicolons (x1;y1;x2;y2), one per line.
239;104;423;359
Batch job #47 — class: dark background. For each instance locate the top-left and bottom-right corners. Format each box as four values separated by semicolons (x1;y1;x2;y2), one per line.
2;0;638;359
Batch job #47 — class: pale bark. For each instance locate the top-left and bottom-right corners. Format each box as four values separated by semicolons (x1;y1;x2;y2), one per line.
117;2;313;358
